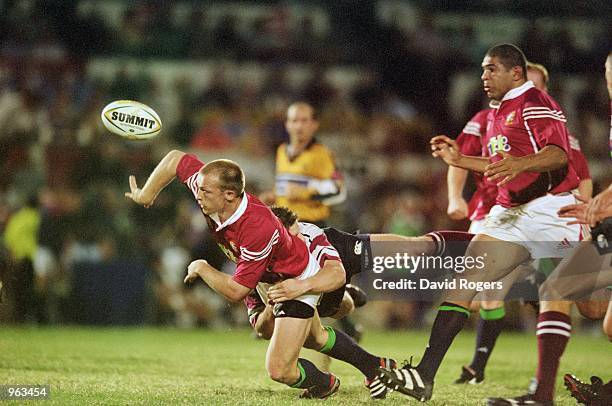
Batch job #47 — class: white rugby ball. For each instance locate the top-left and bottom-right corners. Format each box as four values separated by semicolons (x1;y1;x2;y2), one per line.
101;100;162;140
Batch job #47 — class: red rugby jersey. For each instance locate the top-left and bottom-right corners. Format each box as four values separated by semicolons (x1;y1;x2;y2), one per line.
568;135;591;182
176;154;310;289
482;82;579;207
456;108;498;220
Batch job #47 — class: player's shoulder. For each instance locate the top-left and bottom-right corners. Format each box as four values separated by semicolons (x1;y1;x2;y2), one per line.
471;108;492;122
522;87;561;109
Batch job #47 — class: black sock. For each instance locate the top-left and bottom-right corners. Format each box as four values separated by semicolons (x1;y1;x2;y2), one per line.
290;358;330;389
319;326;380;380
339;316;358;337
416;302;469;382
469;307;505;373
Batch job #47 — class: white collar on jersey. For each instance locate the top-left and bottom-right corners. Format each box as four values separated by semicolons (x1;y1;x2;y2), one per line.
489;100;501;109
501;80;535;102
212;193;249;231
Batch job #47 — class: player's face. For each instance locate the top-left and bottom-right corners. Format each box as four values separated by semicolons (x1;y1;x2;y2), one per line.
481;56;516;101
196;173;226;215
527;68;547;92
285;105;319;144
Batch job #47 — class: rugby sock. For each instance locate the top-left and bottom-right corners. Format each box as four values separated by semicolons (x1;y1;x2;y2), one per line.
290;358;330;389
469;306;505;374
319;326;380;380
416;302;469;382
534;311;571;402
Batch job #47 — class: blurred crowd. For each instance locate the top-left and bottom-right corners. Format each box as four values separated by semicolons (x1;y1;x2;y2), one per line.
0;1;609;329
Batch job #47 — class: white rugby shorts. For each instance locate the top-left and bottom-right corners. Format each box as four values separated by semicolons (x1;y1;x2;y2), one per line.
479;194;586;259
469;218;487;234
256;252;322;309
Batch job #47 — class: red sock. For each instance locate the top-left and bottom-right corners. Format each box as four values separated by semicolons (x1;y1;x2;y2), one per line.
534;311;571;402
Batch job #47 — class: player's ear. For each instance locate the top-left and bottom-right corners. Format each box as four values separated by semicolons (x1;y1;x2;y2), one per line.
224;189;237;202
512;66;524;81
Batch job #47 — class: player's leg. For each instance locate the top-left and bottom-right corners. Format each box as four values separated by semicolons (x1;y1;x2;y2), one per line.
539;241;610;301
266;313;339;398
304;311;396;399
604;299;612;342
330;291;354;320
380;234;530;401
530;299;573;404
455;300;505;384
457;263;534;384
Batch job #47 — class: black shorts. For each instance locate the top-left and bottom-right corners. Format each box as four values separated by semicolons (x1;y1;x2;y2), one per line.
591;217;612;255
322;227;372;280
317;287;345;318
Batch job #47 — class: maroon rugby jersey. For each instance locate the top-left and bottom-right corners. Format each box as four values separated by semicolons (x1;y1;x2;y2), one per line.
482;82;579;207
176;154;310;289
456;108;498;220
568;135;591;182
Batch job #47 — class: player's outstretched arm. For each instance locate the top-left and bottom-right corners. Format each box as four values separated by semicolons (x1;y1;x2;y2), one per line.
125;149;185;207
267;259;346;303
431;135;488;173
184;259;251;302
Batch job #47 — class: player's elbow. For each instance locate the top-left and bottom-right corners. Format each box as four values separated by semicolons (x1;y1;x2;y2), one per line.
227;286;250;303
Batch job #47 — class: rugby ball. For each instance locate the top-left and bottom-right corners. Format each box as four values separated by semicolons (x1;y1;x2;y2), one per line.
101;100;162;140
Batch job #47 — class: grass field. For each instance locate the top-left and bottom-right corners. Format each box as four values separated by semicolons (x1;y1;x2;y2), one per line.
1;327;608;405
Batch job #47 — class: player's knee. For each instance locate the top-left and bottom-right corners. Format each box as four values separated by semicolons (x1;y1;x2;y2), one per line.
255;325;273;340
266;362;296;384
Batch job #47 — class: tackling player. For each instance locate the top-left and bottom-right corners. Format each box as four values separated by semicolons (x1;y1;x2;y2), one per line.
125;150;390;399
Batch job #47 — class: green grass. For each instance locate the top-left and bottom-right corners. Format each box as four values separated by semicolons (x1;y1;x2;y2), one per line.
0;327;608;405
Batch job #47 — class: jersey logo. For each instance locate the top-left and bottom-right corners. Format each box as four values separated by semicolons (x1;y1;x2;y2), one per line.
487;134;511;156
354;241;363;255
505;111;516;125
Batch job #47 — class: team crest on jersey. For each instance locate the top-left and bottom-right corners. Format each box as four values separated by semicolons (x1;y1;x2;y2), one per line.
487;134;511;156
505;111;516;125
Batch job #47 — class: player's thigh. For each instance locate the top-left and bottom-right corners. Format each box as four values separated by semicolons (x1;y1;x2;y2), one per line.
540;242;610;300
463;234;531;282
603;300;612;341
267;316;312;368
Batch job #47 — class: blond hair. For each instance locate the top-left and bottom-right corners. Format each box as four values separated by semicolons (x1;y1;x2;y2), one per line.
527;61;549;85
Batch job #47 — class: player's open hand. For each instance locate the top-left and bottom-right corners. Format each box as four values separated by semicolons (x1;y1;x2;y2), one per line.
267;279;309;302
484;151;522;186
558;194;589;225
431;135;461;166
125;175;153;208
447;196;469;220
184;259;209;284
585;187;612;226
